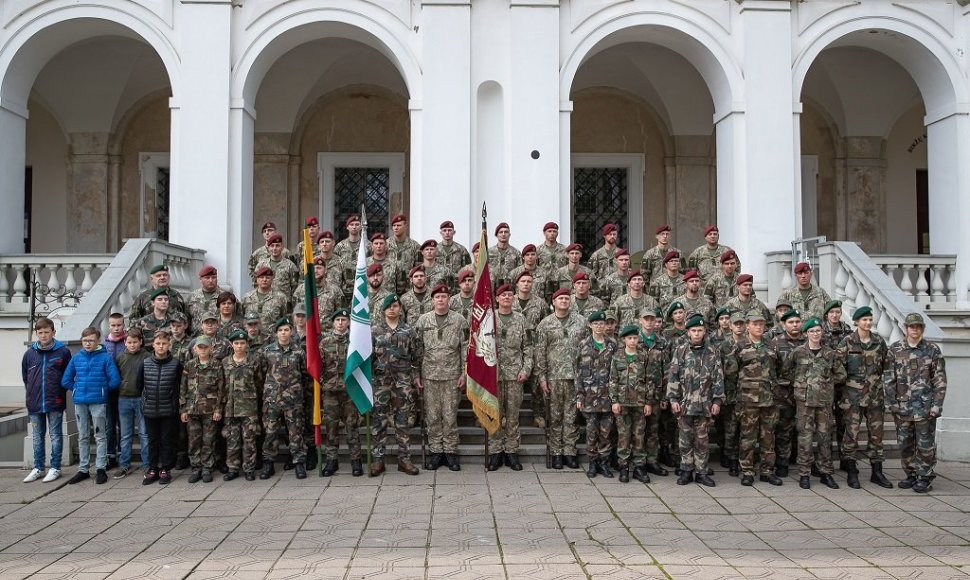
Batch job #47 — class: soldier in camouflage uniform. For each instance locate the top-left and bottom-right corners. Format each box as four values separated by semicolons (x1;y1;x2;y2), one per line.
610;324;661;483
569;273;604;319
587;223;620;282
370;294;423;476
511;270;549;427
436;221;472;291
703;250;740;307
367;233;403;300
614;271;658;329
637;308;671;477
415;284;469;471
510;244;551;304
293;258;341;324
132;289;175;346
248;221;292;282
333;214;364;265
319;309;363;477
535;289;588;469
602;248;633;305
366;263;393;318
186;265;229;335
244;313;264;350
242;267;290;341
710;307;732;346
292;216;320;264
718;310;747;476
553;244;592;292
662;301;689;346
674;270;716;329
129;264;189;323
221;330;265;481
777;262;832;321
388;214;421;274
256;233;301;312
488;285;534;471
575;311;618;478
822;301;851;349
488;222;522;289
418;240;452;291
189;312;232;361
259;318;309;480
536;222;568;286
315;231;349;291
836;306;892;489
215;292;245;340
787;318;846;489
401;266;434;324
448;270;476;320
725;274;774;330
766;298;793;341
180;337;225;483
667;315;724;486
639;224;680;282
649;251;686;309
769;309;805;477
884;312;947;493
687;225;737;283
725;311;783;486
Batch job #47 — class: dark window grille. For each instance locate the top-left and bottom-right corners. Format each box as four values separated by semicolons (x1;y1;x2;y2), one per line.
156;167;170;241
334;167;390;236
572;167;628;259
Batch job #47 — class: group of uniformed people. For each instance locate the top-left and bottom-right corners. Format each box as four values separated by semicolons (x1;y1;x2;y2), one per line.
123;215;947;491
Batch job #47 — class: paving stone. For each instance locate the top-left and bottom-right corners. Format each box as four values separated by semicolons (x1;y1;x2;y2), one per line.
880;566;970;579
426;545;503;566
583;564;668;579
425;565;507;579
660;565;745;579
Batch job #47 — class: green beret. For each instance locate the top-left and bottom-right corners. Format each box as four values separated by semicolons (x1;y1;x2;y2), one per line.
667;301;685;317
715;307;730;320
801;318;821;333
227;330;248;342
780;309;801;322
273;317;292;331
383;294;400;311
331;308;350;321
824;300;842;315
150;288;168;301
653;307;663;319
587;310;606;323
852;306;873;321
618;324;640;338
685;314;706;329
149;264;168;275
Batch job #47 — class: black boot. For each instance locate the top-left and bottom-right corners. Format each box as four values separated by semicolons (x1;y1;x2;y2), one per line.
719;454;731;469
619;467;630;483
811;463;822;477
695;473;716;487
820;474;839;489
505;453;523;471
729;461;740;477
645;463;668;477
774;462;789;478
294;463;307;479
445;453;461;472
321;459;337;477
846;460;861;489
564;455;580;469
586;459;598;478
677;470;693;485
425;453;442;471
305;453;317;472
283;459;294;471
913;478;933;493
799;475;811;489
760;474;784;486
598;461;614;479
870;462;892;489
898;474;918;489
351;460;363;477
258;460;275;480
632;466;650;483
551;455;563;470
839;458;851;472
488;453;503;472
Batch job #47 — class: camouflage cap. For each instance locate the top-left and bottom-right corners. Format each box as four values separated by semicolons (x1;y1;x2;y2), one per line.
604;308;618;322
195;336;212;347
639;307;657;319
904;312;925;327
775;297;793;309
685;314;706;329
730;311;746;324
780;309;801;322
169;311;187;324
227;329;248;342
745;310;766;322
202;311;218;322
293;303;306;316
245;312;260;324
801;318;821;333
618;324;639;338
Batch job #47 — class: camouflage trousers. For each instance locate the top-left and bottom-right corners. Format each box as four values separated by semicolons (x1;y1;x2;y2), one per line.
322;390;361;461
583;411;614;461
424;379;460;454
547;380;579;455
615;407;647;468
738;405;779;477
223;417;260;473
678;415;712;474
528;377;544;424
895;416;938;478
840;404;885;464
643;412;661;464
717;403;740;461
774;398;796;467
796;402;834;476
187;415;219;470
262;384;306;463
372;382;413;461
488;380;524;454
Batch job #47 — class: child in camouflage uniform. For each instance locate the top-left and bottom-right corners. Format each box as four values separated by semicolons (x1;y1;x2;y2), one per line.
575;310;618;478
319;309;363;477
221;330;265;481
180;336;225;483
610;324;661;483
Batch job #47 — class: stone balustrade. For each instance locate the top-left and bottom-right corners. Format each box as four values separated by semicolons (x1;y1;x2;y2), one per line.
870;255;956;305
0;256;113;317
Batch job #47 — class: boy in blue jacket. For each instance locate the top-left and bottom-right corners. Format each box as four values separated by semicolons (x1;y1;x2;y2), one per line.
22;317;72;483
62;326;122;484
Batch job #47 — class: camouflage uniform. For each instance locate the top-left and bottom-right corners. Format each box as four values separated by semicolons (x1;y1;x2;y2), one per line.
569;294;605;320
422;262;453;293
180;358;225;470
725;338;780;477
256;257;301;312
333;237;363;265
787;343;846;476
837;331;890;464
639;331;670;465
513;293;549;421
602;271;632;305
823;320;852;350
171;334;192;363
371;318;423;461
575;336;618;462
509;265;552;301
613;294;658;330
186;288;228;335
718;335;742;464
241;289;289;341
389;236;421;271
725;295;773;330
883;336;947;479
368;256;402;296
414;310;469;454
368;285;393;318
553;264;592;292
293;278;342;314
649;273;685;310
216;316;246;341
536;242;567;280
770;333;805;470
129;286;188;322
687;244;735;282
319;330;361;461
488;311;534;454
248;245;292;282
488;245;523;287
610;346;662;468
261;341;308;464
401;289;433;324
777;284;832;322
222;352;265;474
448;294;475;321
639;244;680;283
436;241;472;278
703;271;738;307
132;314;174;345
188;335;232;362
535;311;588;456
673;294;717;329
587;246;618;281
667;340;725;474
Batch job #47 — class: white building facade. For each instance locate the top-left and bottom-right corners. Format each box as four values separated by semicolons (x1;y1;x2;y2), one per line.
1;0;969;297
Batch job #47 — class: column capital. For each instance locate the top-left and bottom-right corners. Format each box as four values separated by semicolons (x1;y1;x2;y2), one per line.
737;0;792;12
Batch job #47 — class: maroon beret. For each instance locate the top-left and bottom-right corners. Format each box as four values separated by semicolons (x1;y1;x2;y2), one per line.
566;243;582;253
542;222;559;232
656;224;671;235
391;213;407;225
317;231;333;241
471;242;480;253
198;265;217;278
458;270;474;282
367;263;383;276
663;250;680;264
496;284;513;296
551;288;571;301
495;222;510;235
370;232;386;242
345;214;361;225
514;270;533;284
704;225;718;236
306;216;319;227
736;274;754;286
313;256;326;266
431;284;450;297
720;250;738;264
615;248;629;258
522;244;537;255
420;239;437;250
627;270;644;283
254;266;273;278
261;221;276;232
682;269;700;282
602;223;617;235
409;266;425;278
572;272;589;283
440;220;454;230
267;233;283;245
794;262;811;274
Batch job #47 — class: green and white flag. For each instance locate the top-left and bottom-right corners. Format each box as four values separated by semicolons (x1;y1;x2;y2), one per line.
344;238;374;414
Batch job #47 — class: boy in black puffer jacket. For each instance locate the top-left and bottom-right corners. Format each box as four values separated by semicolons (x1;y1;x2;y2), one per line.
138;331;183;485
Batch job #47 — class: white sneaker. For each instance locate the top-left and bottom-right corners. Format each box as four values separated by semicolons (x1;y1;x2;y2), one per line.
23;468;42;483
42;468;61;483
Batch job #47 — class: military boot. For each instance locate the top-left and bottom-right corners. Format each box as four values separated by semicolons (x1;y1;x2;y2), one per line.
586;459;598;478
258;460;275;480
505;453;523;471
283;459;294;471
598;460;614;479
695;473;716;487
370;460;385;477
820;474;839;489
845;460;861;489
913;478;933;493
397;459;419;475
223;471;239;482
898;474;918;489
870;462;892;489
774;462;789;478
619;467;630;483
729;461;740;477
488;453;503;472
632;466;650;484
321;459;337;477
564;455;580;469
188;469;202;484
799;475;811;489
305;452;317;472
551;455;563;470
351;460;364;477
425;453;442;471
645;463;668;477
294;464;307;479
677;470;693;485
839;458;851;472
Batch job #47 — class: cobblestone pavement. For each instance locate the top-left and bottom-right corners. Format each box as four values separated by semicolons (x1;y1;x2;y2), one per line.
0;460;968;579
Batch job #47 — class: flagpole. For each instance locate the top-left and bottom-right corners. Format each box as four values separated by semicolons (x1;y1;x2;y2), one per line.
366;411;372;476
481;202;490;473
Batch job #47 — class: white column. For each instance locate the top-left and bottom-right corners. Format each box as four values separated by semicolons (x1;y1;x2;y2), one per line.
227;101;255;294
510;2;562;243
926;109;970;305
169;1;232;272
559;102;573;244
415;1;471;245
0;104;27;253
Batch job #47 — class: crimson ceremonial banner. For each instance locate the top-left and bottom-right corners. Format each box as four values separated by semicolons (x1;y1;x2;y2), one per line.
302;228;324;447
465;223;500;434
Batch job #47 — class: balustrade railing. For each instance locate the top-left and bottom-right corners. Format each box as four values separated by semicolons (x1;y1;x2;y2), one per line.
0;256;113;317
870;255;956;305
